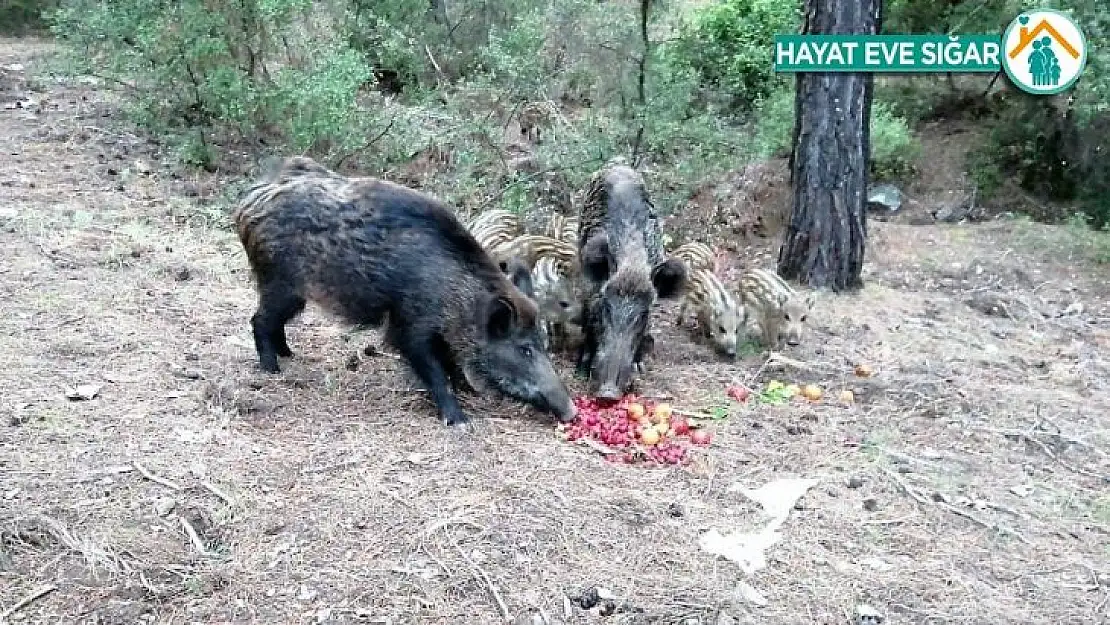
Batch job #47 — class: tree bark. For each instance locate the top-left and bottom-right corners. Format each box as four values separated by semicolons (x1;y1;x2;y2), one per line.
778;0;882;291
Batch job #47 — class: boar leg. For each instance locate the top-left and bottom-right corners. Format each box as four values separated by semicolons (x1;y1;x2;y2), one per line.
251;280;306;372
576;323;598;378
391;326;468;426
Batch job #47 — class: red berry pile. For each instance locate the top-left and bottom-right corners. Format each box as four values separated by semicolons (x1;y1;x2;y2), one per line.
559;394;713;466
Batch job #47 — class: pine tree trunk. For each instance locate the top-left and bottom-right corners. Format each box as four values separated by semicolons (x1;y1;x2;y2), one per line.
778;0;882;291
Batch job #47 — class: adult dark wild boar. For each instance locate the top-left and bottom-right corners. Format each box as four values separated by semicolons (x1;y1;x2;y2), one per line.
575;162;687;400
233;157;576;427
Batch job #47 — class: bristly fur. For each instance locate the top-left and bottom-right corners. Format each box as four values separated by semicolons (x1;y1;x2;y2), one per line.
574;162;687;398
233;156;575;426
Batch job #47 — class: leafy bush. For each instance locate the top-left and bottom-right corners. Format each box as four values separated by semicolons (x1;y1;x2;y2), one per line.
869;101;921;180
750;86;920;180
665;0;801;111
0;0;58;35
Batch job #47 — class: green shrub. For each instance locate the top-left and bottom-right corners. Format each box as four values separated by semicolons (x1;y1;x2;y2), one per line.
869;101;921;180
750;86;920;179
665;0;801;111
0;0;58;34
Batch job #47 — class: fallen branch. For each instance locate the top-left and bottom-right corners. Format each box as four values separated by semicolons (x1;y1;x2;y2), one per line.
861;515;915;526
577;437;619;456
882;469;1029;544
1;584;57;620
987;427;1110;483
178;516;217;557
199;481;233;506
133;462;182;491
453;542;510;621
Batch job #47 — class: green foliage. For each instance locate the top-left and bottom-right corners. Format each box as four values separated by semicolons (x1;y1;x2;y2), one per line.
665;0;800;110
42;0;1106;240
869;101;921;180
0;0;58;34
750;87;795;158
750;85;920;180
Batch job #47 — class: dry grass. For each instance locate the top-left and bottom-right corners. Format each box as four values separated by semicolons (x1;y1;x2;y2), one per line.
2;38;1109;625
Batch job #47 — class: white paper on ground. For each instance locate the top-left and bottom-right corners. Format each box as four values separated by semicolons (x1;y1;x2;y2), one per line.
699;477;820;577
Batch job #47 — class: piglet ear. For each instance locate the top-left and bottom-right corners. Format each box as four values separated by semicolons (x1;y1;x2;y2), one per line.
651;257;687;300
581;232;612;283
502;256;535;298
484;295;517;340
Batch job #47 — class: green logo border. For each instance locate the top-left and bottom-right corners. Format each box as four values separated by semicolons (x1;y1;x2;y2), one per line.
1001;8;1088;95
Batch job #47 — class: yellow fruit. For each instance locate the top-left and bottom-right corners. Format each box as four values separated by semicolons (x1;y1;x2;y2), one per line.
640;427;661;446
802;384;823;401
854;364;874;378
627;403;645;419
839;390;855;404
654;403;673;420
767;380;784;391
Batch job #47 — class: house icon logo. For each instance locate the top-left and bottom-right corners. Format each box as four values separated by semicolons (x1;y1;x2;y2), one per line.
1001;9;1087;95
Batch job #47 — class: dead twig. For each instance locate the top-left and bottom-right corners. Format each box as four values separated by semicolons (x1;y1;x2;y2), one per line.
334;116;396;169
425;45;447;84
178;516;217;557
985;427;1110;483
861;515;915;526
453;541;511;621
881;469;1029;544
1;584;57;620
25;315;86;331
199;481;233;506
301;457;364;475
133;461;182;491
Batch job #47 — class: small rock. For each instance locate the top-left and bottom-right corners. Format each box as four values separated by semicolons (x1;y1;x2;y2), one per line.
597;600;617;617
154;497;176;517
65;384;102;401
855;603;884;625
511;613;544;625
577;587;599;609
363;344;378;357
134;160;153;175
847;476;865;489
736;580;768;606
173;366;204;380
297;584;318;603
345;354;360;371
667;502;685;518
863;497;879;512
174;266;192;282
866;184;902;213
107;167;119;176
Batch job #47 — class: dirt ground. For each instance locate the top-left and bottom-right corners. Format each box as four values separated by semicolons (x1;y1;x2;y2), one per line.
2;38;1109;625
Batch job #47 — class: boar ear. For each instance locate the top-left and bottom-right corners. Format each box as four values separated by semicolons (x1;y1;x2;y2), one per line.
651;257;687;300
484;295;518;340
581;232;612;283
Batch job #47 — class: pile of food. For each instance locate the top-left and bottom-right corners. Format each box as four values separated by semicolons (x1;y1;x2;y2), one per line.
558;395;712;466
